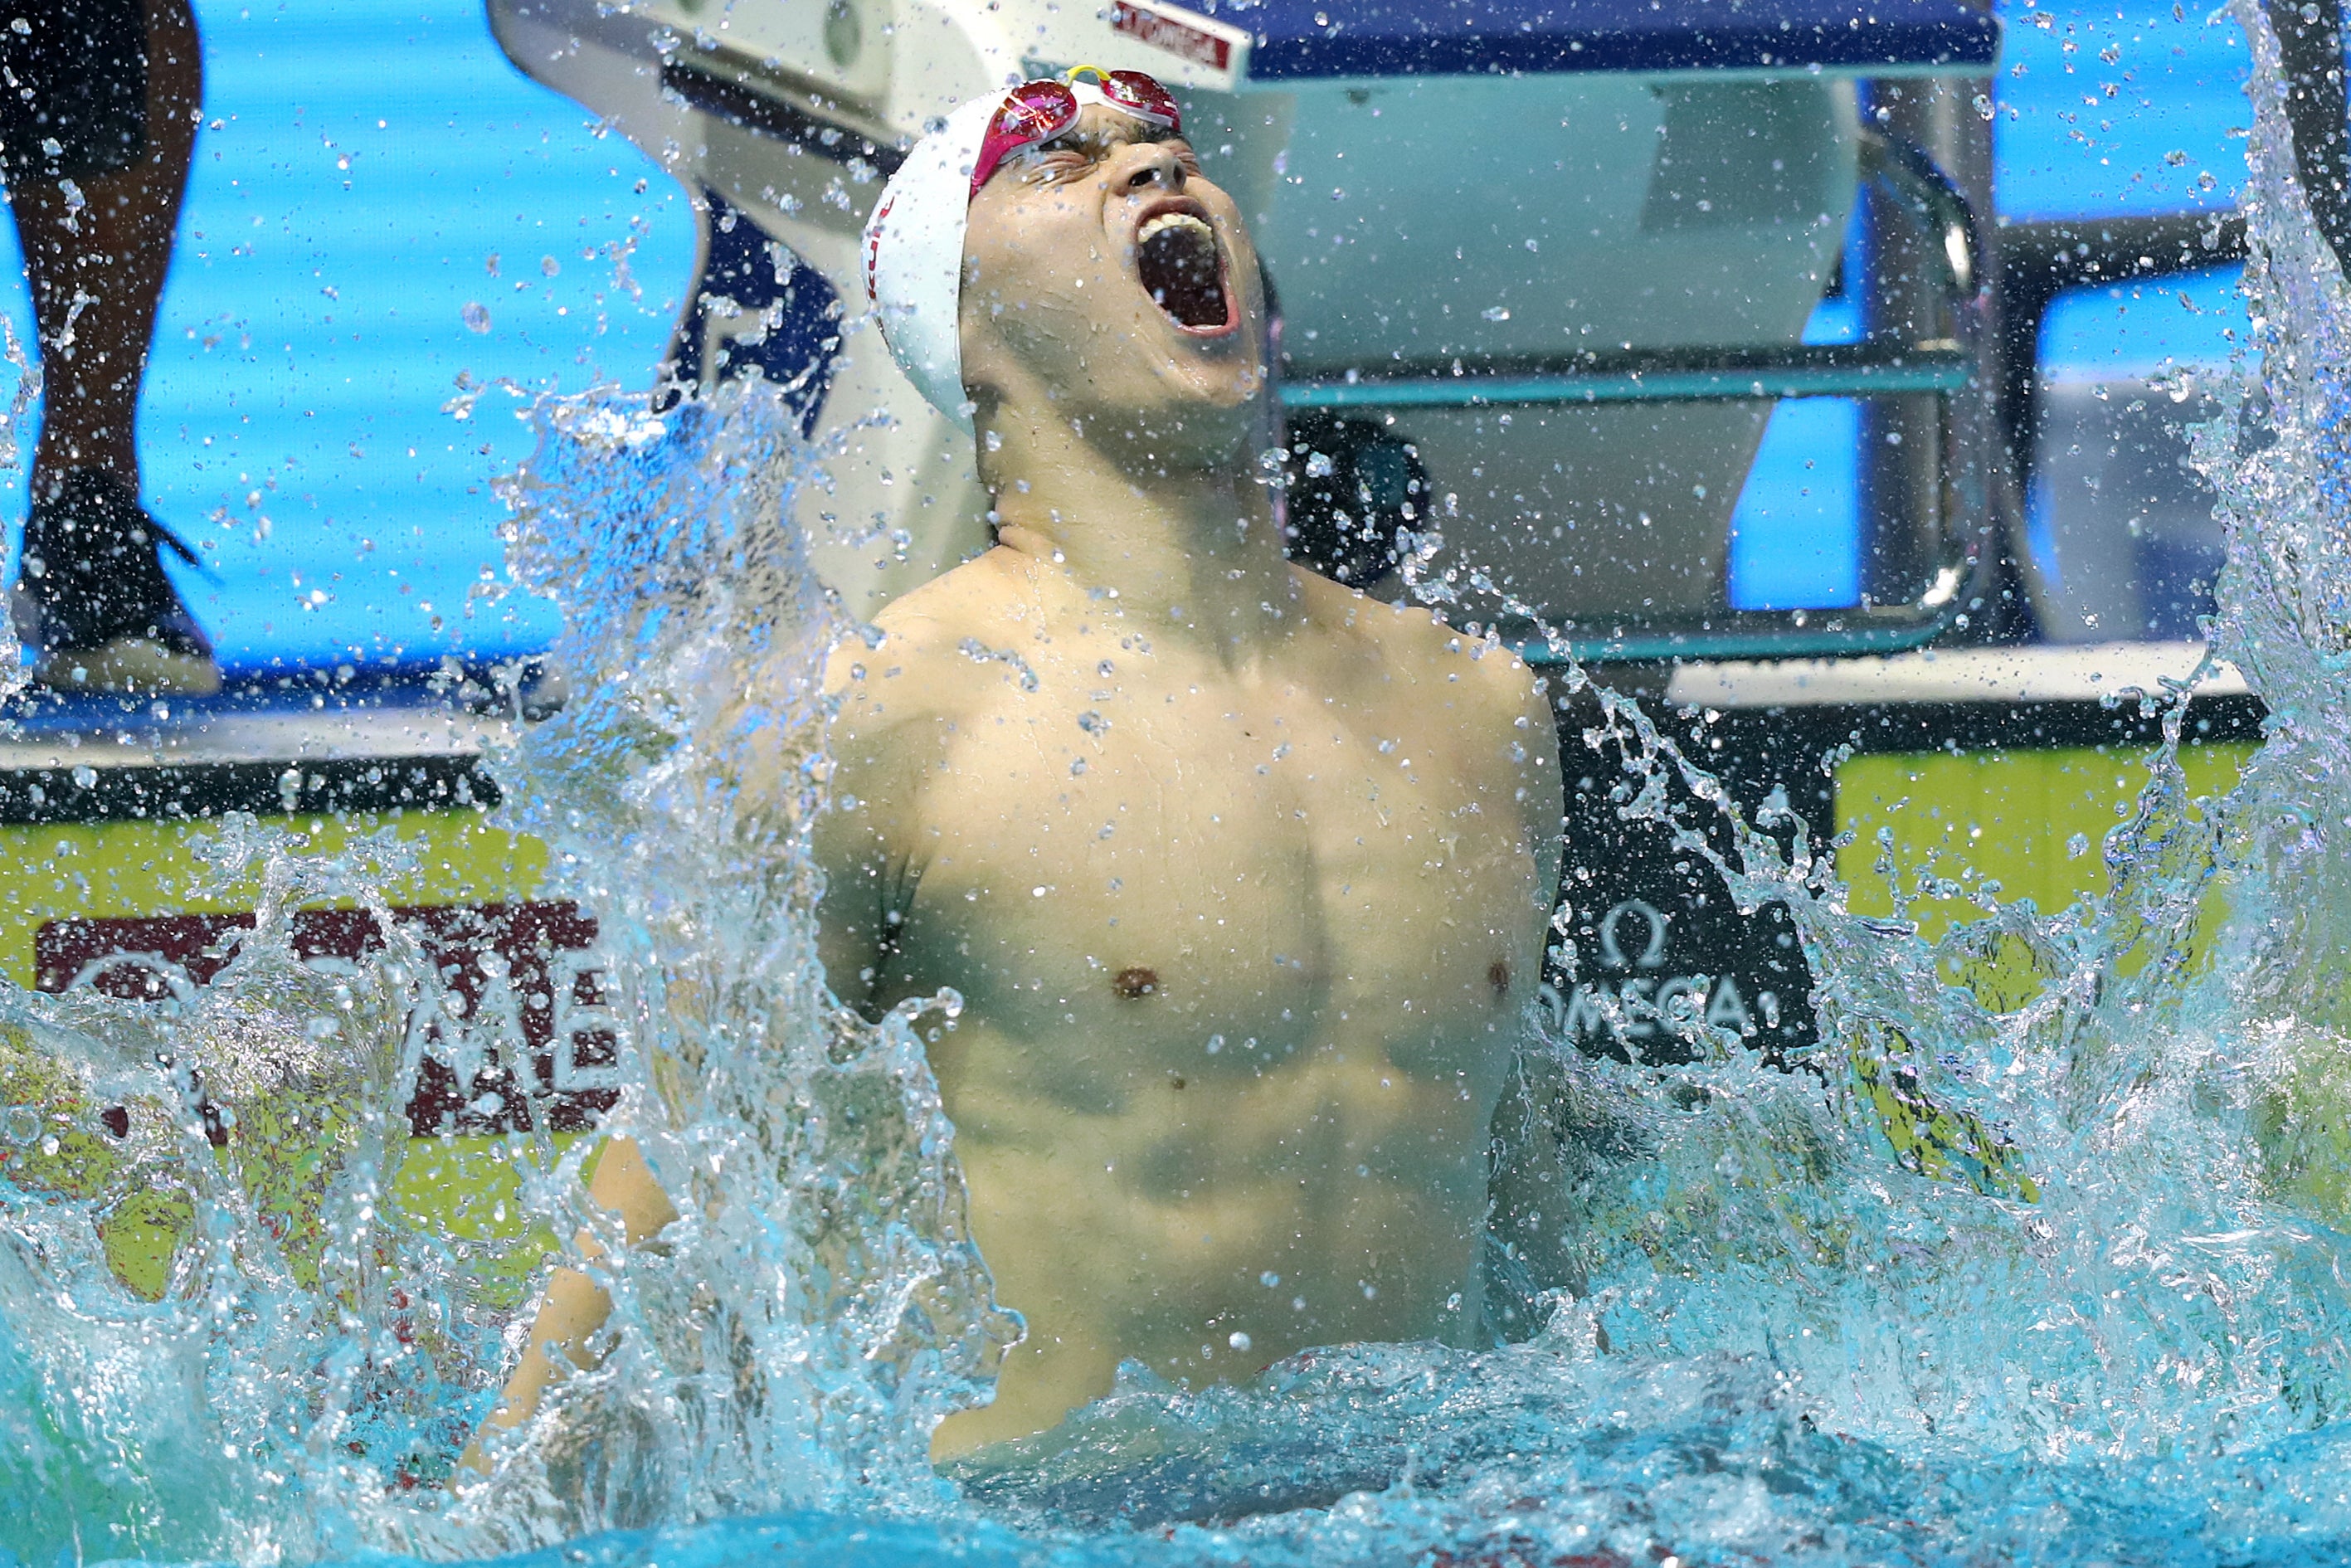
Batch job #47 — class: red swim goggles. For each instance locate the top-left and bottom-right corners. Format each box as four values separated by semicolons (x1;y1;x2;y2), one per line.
968;65;1183;198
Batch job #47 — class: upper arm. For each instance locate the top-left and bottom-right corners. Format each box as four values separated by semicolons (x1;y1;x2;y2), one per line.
810;626;986;1020
806;567;1013;1018
810;668;926;1020
1358;600;1565;923
1478;651;1565;924
1516;670;1565;899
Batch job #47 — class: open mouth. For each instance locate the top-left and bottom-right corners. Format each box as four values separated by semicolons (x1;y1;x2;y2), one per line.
1135;209;1232;334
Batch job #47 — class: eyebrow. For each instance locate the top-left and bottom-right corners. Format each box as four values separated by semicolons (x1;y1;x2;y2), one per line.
1035;121;1184;156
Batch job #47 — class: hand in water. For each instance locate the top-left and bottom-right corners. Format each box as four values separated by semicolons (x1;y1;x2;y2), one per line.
460;1136;676;1474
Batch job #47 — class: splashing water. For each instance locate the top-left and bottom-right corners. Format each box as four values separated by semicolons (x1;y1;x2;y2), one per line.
0;387;1007;1561
16;5;2351;1561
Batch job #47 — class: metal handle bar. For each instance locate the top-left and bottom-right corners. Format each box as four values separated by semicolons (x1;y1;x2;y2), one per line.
1280;342;1973;411
1279;129;1980;414
1279;124;2000;667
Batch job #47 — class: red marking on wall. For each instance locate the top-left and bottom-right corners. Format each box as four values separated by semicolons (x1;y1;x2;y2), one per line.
36;902;617;1138
1110;0;1232;71
863;192;894;304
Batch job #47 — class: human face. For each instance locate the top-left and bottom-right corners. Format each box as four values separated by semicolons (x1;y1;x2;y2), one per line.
959;106;1269;465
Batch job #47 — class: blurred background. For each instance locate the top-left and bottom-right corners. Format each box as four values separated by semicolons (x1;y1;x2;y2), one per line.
0;0;2261;678
1730;0;2247;634
0;0;694;679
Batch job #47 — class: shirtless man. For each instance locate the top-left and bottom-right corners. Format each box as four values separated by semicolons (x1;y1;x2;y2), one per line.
481;67;1564;1461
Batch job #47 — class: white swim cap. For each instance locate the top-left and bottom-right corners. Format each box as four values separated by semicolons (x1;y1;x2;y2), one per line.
861;95;998;434
861;80;1155;433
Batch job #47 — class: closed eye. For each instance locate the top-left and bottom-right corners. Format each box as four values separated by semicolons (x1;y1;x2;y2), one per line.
1011;144;1095;185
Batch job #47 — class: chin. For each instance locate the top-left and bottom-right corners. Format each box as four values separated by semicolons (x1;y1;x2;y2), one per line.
1138;307;1270;437
1068;314;1265;461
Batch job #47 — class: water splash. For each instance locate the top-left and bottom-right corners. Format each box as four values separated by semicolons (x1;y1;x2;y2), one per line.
0;384;1009;1560
435;382;1010;1550
16;2;2351;1559
0;818;514;1560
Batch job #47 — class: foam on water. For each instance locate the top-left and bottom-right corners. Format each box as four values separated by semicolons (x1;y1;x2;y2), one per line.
12;2;2351;1561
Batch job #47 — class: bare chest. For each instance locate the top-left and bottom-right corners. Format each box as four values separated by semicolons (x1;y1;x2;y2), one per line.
891;689;1538;1095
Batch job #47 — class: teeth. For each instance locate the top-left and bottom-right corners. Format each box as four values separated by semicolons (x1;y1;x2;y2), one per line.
1138;212;1214;245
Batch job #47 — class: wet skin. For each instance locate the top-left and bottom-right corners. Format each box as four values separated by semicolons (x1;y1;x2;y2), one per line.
822;549;1560;1455
478;107;1563;1467
816;110;1564;1453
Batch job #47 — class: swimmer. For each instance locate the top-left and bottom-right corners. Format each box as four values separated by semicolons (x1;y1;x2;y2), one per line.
477;67;1565;1462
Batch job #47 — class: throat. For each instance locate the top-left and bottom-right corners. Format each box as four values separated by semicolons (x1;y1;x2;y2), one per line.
981;426;1296;650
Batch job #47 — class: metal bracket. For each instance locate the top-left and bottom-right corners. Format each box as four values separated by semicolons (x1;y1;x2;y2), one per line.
1280;341;1974;411
1279;125;2001;667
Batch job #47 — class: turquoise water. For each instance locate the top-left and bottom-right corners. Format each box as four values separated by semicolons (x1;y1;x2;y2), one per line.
16;2;2351;1564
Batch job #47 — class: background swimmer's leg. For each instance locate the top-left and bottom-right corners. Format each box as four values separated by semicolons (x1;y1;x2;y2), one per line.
9;0;198;500
2;0;215;689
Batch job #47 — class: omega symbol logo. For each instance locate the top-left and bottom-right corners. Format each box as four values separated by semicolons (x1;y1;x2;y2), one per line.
1596;898;1670;971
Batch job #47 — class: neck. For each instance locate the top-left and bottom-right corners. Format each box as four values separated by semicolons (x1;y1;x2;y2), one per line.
981;402;1300;661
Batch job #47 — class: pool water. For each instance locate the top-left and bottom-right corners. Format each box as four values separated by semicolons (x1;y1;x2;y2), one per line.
11;2;2351;1564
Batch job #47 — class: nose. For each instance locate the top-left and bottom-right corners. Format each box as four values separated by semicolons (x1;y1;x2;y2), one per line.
1112;139;1185;196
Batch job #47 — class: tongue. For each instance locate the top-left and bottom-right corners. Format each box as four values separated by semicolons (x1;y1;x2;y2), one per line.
1137;224;1227;329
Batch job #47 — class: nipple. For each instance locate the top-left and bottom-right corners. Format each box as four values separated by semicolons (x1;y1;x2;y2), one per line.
1112;965;1160;1000
1487;959;1511;999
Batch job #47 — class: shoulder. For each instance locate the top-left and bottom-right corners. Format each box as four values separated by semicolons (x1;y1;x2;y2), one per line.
806;555;1032;878
1293;567;1552;735
822;548;1038;743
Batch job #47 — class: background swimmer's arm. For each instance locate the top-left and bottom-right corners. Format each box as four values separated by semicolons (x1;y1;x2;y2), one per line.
461;1137;677;1473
